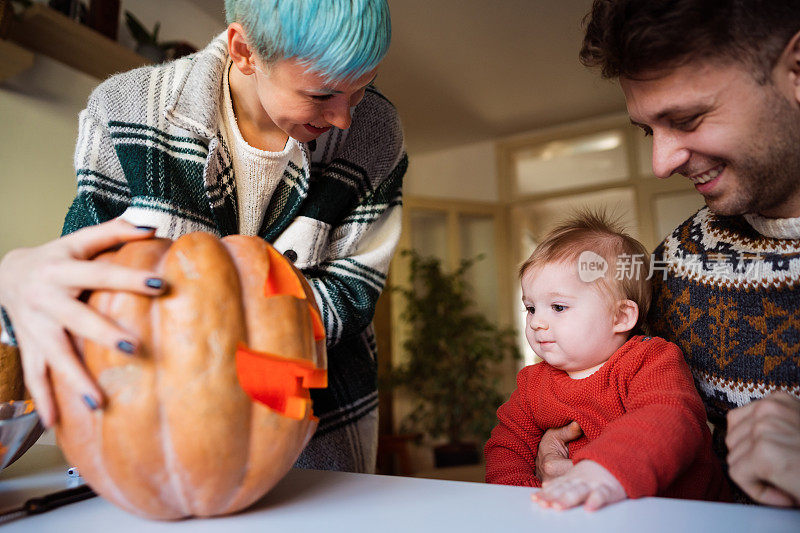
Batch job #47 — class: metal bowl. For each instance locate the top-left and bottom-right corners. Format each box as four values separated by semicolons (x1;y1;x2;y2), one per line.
0;400;44;470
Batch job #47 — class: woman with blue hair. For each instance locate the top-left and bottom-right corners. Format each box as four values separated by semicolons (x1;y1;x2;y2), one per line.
0;0;406;473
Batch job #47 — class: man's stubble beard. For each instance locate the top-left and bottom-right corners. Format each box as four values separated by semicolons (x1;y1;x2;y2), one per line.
709;90;800;217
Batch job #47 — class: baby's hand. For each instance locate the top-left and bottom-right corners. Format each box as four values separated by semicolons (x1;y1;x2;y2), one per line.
531;460;626;511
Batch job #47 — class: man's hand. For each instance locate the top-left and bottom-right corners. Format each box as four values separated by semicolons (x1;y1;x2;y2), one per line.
535;421;583;482
726;392;800;507
532;459;627;511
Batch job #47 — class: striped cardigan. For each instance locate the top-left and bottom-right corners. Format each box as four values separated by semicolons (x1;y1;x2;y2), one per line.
6;34;407;472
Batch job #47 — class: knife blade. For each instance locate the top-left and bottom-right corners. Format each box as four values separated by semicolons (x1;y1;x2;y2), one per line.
0;484;96;524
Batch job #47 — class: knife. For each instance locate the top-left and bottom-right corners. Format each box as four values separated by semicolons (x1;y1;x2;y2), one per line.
0;484;96;524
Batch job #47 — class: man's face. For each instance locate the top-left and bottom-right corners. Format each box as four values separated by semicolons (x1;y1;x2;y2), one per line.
621;60;800;218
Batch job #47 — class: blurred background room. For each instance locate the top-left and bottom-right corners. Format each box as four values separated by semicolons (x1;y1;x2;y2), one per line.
0;0;704;480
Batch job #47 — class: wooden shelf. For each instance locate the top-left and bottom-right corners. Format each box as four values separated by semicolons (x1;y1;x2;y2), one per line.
0;39;34;82
5;4;150;81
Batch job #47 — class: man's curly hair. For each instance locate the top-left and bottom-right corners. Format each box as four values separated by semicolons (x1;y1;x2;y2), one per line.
580;0;800;83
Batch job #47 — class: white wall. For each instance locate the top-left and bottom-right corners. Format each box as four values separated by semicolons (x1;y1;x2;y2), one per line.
0;0;225;257
0;57;94;253
404;140;498;202
0;0;506;257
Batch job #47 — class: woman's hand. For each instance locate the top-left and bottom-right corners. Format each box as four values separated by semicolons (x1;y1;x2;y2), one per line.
532;459;627;511
0;218;167;428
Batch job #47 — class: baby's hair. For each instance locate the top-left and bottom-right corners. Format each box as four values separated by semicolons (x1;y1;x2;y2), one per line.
519;209;651;333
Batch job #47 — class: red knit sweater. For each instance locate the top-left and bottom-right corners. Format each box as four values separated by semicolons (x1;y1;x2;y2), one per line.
485;336;729;501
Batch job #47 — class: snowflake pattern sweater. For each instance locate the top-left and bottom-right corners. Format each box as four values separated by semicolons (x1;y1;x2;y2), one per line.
485;336;729;501
648;208;800;478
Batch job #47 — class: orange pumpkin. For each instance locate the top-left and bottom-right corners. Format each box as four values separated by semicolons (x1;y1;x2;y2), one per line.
0;340;24;403
52;232;326;520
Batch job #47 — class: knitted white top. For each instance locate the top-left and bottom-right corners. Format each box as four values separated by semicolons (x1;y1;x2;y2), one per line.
219;61;301;235
744;213;800;239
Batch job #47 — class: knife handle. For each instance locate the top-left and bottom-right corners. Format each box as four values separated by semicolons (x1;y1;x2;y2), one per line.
24;485;96;514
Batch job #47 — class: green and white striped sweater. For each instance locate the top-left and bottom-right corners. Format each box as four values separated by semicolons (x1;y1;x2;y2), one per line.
6;34;407;473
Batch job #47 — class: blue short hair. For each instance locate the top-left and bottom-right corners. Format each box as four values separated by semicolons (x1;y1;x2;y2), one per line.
225;0;391;82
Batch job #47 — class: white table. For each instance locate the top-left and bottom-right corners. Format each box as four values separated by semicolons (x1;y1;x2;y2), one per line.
1;444;799;532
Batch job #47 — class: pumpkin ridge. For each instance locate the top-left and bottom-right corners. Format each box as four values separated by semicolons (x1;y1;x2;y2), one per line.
173;232;255;516
142;239;186;518
212;236;259;515
90;353;141;515
89;241;175;517
151;245;193;518
218;236;319;513
107;238;185;518
70;241;173;515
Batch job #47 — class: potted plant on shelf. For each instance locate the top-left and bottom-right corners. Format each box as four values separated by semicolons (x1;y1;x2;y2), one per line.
387;250;520;468
1;0;31;39
124;10;196;63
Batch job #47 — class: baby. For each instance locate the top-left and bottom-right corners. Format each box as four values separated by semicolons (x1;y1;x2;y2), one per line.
485;212;728;510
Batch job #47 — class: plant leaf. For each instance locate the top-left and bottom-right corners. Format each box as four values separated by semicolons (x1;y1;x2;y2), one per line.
124;11;155;45
386;249;521;443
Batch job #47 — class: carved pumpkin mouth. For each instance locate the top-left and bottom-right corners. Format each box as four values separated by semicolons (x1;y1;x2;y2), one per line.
235;345;327;421
235;244;327;420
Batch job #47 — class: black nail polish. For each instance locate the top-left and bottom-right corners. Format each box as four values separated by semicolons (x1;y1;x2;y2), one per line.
82;395;98;410
136;225;156;231
145;278;163;290
117;340;136;354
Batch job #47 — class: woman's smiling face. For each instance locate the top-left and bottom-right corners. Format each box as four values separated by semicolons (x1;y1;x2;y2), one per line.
250;57;377;143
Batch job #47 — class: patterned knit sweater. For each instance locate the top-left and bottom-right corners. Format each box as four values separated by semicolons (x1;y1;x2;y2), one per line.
1;34;407;473
648;207;800;469
485;336;729;501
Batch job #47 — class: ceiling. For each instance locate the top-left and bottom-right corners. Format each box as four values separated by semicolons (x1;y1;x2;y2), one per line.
189;0;627;154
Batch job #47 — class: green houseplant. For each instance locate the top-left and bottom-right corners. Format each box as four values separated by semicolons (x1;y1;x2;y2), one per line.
388;250;520;467
124;10;196;63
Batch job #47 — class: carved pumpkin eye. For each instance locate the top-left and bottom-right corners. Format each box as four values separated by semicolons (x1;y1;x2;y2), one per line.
263;246;325;341
264;246;307;299
235;244;327;419
307;302;325;341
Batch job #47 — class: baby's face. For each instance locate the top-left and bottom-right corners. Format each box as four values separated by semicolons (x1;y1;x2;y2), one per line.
521;262;624;377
